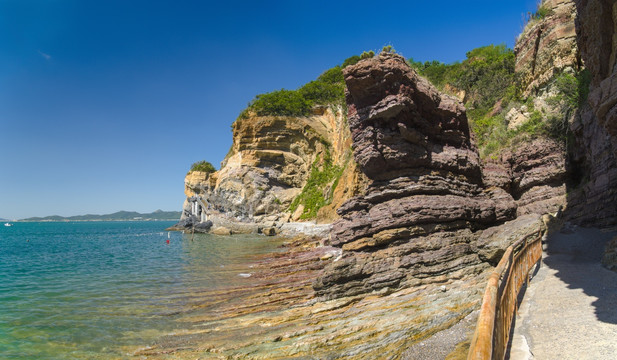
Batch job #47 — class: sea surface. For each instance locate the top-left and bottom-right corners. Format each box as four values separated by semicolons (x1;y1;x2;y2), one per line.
0;221;283;359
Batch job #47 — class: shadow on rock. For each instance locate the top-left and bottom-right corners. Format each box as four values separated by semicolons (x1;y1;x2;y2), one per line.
543;226;617;324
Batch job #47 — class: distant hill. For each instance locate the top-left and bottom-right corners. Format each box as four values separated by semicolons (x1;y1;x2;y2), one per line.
21;210;181;222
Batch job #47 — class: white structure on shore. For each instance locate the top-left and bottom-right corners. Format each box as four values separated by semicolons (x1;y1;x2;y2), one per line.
189;196;209;223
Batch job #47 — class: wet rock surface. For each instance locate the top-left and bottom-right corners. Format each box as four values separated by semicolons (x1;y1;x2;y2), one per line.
133;236;486;359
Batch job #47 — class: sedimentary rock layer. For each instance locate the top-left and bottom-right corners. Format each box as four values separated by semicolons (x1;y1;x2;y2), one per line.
135;235;487;359
507;138;567;216
314;53;517;299
176;106;366;234
515;0;580;96
567;0;617;227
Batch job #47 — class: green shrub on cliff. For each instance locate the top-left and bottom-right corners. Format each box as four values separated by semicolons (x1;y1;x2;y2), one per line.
240;66;344;118
408;44;516;111
289;149;344;219
408;44;526;158
299;67;345;104
409;42;590;159
360;50;375;60
532;4;553;21
577;69;592;105
240;52;374;118
520;2;555;34
539;69;592;141
248;89;312;117
382;45;395;54
188;160;216;174
407;59;456;89
342;55;361;68
450;44;516;110
548;70;591;110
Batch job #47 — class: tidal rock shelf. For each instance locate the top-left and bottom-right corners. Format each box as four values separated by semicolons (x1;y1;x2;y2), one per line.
133;236;487;359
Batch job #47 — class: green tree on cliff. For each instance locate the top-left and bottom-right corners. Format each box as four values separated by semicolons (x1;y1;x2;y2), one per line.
240;52;372;118
409;44;516;111
188;160;216;174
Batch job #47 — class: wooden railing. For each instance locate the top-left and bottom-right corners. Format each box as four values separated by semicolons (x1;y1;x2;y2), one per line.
467;234;543;360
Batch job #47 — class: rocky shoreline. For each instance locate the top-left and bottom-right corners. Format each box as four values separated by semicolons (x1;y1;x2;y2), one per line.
159;52;554;359
160;0;617;357
134;234;488;359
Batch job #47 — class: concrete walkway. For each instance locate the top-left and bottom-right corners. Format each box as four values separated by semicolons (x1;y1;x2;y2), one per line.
508;227;617;360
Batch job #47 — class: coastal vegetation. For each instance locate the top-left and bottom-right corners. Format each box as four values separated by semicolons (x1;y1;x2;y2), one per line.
289;148;344;219
231;39;591;221
188;160;216;174
524;2;554;29
409;44;590;158
238;52;374;118
238;67;345;118
229;36;592;162
408;44;517;112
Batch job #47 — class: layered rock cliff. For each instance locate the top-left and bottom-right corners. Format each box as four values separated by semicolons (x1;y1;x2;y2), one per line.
567;0;617;228
482;0;575;222
156;0;617;355
314;53;522;299
500;138;567;217
163;47;584;360
515;0;580;97
176;106;367;235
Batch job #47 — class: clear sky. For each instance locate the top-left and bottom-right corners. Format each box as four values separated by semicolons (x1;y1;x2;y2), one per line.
0;0;540;219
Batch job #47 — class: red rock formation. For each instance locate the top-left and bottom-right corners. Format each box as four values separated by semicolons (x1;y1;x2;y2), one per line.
506;138;567;216
567;0;617;227
314;54;516;299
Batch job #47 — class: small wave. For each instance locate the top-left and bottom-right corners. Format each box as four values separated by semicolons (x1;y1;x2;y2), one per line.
238;273;252;278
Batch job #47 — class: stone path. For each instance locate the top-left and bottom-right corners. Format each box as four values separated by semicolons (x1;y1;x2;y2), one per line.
508;227;617;360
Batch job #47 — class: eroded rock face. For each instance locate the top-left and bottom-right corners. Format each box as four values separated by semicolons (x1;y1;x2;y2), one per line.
506;138;568;216
475;214;546;265
567;0;617;227
602;236;617;270
575;0;617;137
175;106;366;234
314;54;516;299
515;0;580;97
135;236;488;359
568;109;617;226
481;138;567;220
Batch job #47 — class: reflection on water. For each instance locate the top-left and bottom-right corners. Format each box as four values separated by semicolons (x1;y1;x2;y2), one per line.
0;221;284;359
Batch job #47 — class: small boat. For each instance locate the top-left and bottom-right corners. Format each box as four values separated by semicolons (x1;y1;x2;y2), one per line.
4;222;13;227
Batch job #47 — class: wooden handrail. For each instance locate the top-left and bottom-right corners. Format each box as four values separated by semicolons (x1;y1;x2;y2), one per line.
468;234;543;360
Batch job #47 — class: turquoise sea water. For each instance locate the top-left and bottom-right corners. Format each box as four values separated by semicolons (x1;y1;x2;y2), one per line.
0;221;282;359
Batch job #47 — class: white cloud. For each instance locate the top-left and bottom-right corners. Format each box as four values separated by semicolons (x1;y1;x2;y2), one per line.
38;50;51;60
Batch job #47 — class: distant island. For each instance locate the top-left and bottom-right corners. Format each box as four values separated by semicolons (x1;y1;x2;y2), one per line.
20;210;182;222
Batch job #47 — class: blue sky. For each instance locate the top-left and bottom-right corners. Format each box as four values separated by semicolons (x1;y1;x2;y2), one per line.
0;0;540;219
